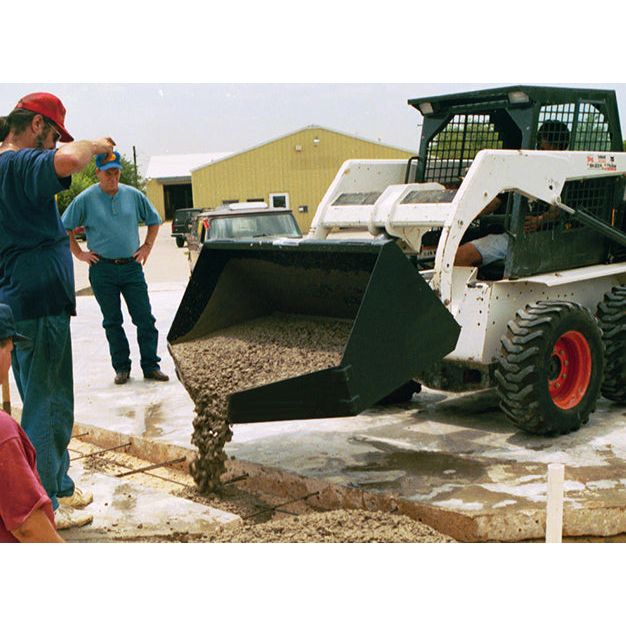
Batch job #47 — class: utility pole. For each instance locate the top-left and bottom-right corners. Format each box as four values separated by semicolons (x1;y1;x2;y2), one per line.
132;145;138;185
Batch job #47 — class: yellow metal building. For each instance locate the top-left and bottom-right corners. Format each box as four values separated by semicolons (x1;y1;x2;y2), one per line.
192;126;414;233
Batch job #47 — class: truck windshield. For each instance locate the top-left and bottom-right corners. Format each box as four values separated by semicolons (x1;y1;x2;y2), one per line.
174;210;198;224
209;214;301;239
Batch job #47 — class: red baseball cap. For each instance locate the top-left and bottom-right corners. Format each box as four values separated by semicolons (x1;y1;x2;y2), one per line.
14;92;74;143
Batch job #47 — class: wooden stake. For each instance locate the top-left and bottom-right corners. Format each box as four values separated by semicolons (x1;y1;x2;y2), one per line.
546;463;565;543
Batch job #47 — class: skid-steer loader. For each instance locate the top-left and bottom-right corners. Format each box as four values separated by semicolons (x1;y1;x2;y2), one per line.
169;85;626;436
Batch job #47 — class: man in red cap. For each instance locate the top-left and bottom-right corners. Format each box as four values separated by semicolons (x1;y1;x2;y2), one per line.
0;92;115;530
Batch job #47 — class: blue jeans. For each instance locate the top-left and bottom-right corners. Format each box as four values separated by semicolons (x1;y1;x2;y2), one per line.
12;313;75;511
89;260;161;374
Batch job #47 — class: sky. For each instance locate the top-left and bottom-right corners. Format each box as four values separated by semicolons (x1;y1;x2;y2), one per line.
2;83;625;176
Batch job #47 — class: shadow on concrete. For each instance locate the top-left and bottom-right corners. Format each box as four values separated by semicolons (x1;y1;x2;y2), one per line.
406;389;514;435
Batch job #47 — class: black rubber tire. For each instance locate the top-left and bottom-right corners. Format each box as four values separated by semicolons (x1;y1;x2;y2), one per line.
377;380;422;405
597;286;626;403
176;236;185;248
494;301;604;435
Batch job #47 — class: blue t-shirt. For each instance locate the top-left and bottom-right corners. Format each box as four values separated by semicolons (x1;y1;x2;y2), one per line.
62;183;162;259
0;149;74;321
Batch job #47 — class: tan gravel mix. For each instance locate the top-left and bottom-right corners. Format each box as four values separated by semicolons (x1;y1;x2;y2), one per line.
207;509;455;543
170;313;351;493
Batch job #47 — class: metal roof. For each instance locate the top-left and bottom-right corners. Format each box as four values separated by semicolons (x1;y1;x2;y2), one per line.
408;85;619;113
190;125;415;172
145;152;232;180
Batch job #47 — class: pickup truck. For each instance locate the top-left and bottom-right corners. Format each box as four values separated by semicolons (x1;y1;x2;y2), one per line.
187;202;302;271
171;208;202;248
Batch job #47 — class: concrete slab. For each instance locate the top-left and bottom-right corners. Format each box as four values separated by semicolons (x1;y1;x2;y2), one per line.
226;391;626;540
60;459;240;542
68;284;196;447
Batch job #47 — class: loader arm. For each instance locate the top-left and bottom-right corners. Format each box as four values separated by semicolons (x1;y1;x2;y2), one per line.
307;152;626;310
433;150;626;307
553;200;626;248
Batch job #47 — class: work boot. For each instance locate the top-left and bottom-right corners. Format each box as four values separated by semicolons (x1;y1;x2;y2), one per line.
58;487;94;509
114;370;130;385
144;369;169;382
54;505;93;530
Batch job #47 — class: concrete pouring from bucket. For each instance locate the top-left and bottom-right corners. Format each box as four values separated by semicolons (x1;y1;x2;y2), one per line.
8;230;626;542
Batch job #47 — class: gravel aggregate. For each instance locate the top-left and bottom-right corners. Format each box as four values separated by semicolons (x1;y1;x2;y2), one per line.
206;509;455;543
170;313;351;492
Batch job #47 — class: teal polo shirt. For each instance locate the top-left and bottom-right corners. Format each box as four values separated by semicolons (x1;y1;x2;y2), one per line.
62;183;162;259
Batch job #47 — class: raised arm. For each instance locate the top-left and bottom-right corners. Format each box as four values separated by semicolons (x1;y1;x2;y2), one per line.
54;137;116;178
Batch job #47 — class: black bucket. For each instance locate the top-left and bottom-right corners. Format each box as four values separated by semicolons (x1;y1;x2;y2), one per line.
168;239;460;423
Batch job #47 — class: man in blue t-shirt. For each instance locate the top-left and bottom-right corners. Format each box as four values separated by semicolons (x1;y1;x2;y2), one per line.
0;91;115;529
62;151;169;385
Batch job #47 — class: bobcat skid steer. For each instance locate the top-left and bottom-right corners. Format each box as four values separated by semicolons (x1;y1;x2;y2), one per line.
169;86;626;435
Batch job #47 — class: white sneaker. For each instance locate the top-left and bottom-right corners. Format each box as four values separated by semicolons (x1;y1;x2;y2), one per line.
58;487;93;509
54;505;93;530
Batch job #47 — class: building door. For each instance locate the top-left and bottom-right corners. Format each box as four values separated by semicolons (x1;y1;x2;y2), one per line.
164;184;193;220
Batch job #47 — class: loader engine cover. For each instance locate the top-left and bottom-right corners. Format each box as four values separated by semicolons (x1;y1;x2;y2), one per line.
168;239;460;423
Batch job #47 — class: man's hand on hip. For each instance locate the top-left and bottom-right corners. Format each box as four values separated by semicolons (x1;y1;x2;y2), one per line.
78;250;100;265
133;243;152;266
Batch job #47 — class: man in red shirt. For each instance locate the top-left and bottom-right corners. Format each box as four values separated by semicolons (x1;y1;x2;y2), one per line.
0;303;63;542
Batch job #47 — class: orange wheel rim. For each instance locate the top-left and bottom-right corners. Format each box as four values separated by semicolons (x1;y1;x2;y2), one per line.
548;331;592;410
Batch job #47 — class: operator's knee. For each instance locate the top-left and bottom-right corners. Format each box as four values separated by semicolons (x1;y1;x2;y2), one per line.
455;243;483;267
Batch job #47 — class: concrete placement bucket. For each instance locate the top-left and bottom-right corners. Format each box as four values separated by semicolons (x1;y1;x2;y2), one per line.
168;239;460;423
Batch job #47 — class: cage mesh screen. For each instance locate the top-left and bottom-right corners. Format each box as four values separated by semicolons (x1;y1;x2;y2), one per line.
425;114;503;184
560;177;615;230
538;102;612;151
574;103;612;150
522;177;616;237
537;104;574;149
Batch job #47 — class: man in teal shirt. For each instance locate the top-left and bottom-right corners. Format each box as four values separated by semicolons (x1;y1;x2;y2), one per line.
62;151;169;385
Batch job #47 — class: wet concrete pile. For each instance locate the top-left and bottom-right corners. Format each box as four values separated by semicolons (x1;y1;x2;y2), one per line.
207;509;455;543
170;313;351;493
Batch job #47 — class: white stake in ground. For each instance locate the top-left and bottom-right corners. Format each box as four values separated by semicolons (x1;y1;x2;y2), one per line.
545;463;565;543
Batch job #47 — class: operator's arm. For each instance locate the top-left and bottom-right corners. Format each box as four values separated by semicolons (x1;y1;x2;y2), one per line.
11;507;64;543
524;204;561;233
54;138;116;178
66;230;99;265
